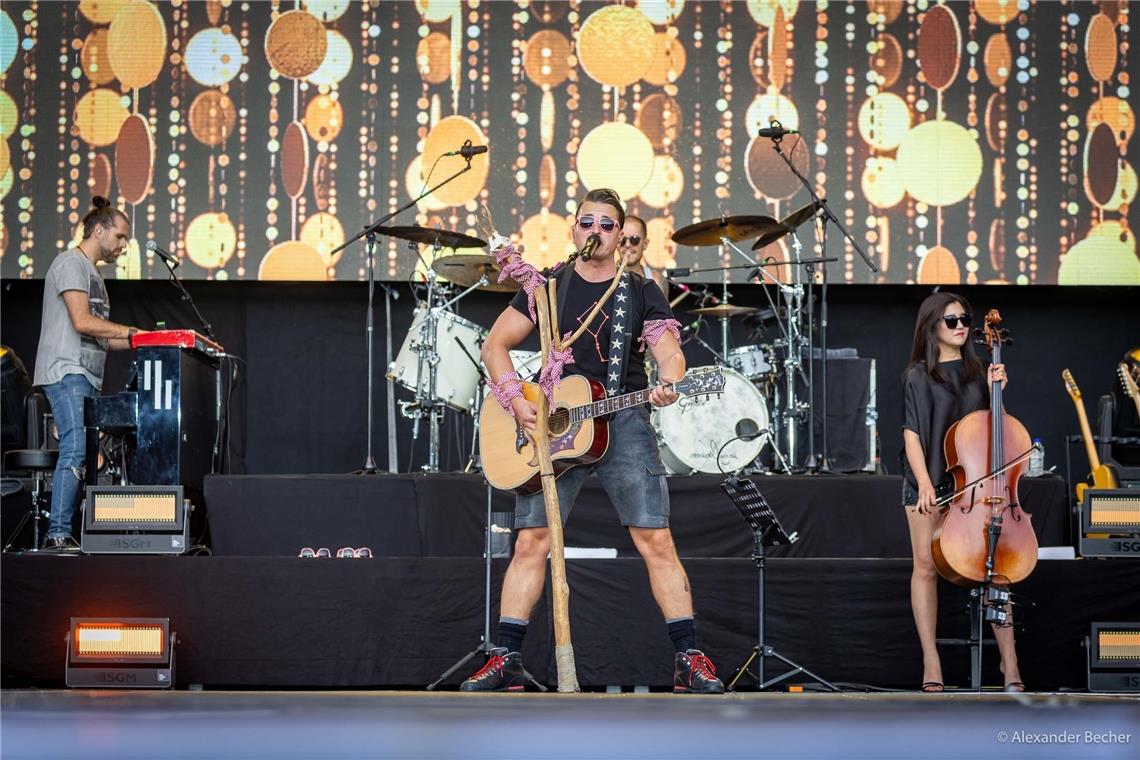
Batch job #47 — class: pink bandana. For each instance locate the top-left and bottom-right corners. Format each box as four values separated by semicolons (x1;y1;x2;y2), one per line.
638;318;682;353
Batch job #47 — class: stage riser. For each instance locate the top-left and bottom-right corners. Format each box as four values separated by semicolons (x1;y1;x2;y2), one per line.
2;557;1135;691
200;473;1069;559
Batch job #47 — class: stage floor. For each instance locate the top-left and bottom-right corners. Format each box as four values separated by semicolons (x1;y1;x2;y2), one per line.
2;690;1137;759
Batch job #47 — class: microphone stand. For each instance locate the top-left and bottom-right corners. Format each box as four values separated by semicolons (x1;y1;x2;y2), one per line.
329;156;475;474
160;259;215;340
764;127;877;472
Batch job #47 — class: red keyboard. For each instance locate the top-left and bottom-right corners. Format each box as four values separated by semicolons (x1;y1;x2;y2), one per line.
131;330;224;356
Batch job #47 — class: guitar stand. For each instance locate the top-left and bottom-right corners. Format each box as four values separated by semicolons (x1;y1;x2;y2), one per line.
721;477;838;692
427;482;547;691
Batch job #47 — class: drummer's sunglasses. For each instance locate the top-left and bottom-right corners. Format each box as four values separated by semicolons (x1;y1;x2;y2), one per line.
577;215;619;232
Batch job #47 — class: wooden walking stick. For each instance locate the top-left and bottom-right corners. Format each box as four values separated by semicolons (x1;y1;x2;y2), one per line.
481;205;629;692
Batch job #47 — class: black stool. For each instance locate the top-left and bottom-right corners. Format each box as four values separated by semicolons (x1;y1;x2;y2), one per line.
3;449;59;552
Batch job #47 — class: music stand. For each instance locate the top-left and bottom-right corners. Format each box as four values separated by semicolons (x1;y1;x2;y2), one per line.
722;477;838;691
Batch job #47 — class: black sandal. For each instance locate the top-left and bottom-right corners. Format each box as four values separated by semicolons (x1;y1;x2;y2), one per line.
1004;681;1025;693
921;681;944;693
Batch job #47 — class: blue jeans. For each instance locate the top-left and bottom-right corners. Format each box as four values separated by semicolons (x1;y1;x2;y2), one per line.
42;374;96;539
514;407;670;529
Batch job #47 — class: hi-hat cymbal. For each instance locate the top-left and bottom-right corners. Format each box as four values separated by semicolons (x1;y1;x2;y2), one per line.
752;201;824;250
382;225;487;250
431;254;516;292
690;304;761;318
672;215;781;247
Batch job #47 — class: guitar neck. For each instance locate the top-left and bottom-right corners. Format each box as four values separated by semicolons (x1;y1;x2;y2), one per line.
1072;396;1102;471
1120;363;1140;417
568;385;664;422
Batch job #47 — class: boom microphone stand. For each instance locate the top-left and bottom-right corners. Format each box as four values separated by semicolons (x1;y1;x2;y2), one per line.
330;154;476;474
761;122;877;471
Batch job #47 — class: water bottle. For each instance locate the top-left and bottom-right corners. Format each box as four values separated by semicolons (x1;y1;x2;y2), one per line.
1027;438;1044;477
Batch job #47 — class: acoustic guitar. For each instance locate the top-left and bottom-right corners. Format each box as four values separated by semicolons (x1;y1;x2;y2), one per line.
1062;368;1118;503
1118;362;1140;418
480;367;725;494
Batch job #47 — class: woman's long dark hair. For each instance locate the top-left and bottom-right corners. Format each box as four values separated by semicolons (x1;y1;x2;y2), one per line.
903;292;984;385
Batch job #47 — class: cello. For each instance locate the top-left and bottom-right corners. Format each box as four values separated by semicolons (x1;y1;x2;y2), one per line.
931;309;1038;588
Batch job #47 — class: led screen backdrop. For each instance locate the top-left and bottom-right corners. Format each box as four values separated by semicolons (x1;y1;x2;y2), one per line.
0;0;1135;285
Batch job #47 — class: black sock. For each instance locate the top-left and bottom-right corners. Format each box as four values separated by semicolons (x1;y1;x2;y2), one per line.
497;619;528;654
667;617;697;653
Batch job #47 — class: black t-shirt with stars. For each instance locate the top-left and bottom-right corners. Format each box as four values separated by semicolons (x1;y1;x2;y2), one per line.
509;269;674;392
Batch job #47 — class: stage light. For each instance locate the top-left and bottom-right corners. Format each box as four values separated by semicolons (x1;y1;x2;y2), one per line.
1078;490;1140;558
1086;623;1140;693
81;485;189;554
66;618;176;688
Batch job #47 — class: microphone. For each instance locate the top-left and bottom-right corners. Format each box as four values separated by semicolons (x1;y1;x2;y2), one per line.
735;418;762;441
667;267;691;277
757;124;799;139
578;233;601;261
444;141;489;159
145;240;180;269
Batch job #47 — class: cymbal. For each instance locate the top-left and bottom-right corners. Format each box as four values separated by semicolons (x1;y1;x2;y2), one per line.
431;254;516;293
382;225;487;250
672;215;781;247
690;304;761;318
752;201;824;250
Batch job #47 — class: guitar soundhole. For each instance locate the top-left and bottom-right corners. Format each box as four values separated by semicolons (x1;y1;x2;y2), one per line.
548;408;570;436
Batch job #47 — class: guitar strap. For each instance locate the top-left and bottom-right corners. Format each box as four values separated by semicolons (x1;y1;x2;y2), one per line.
555;266;635;397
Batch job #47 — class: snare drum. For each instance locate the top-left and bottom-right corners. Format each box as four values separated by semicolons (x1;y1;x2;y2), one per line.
652;366;769;474
388;306;487;413
726;345;771;380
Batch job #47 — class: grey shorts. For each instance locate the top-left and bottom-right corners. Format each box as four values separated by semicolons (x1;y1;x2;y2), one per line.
514;407;670;530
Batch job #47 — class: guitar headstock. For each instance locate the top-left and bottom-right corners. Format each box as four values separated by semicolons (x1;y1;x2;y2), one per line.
1120;362;1140;400
675;367;726;400
1062;368;1081;401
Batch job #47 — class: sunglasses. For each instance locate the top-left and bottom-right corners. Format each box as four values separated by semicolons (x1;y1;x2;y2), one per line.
577;215;618;233
621;235;643;246
941;314;973;329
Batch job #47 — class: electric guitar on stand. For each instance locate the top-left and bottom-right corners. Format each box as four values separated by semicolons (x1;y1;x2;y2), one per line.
1118;361;1140;418
480;367;725;494
1062;368;1119;503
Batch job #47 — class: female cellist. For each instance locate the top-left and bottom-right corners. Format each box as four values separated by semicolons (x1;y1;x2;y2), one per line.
900;292;1024;693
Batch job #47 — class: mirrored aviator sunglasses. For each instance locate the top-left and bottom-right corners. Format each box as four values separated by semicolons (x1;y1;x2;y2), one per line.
577;215;618;233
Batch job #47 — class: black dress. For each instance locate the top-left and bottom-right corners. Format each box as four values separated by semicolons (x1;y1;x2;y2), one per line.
901;359;989;495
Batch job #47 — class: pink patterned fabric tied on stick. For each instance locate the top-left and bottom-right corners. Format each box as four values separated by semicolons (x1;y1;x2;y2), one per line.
638;318;682;353
492;239;547;322
538;333;575;404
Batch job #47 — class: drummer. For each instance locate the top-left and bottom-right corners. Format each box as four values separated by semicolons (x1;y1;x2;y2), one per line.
619;215;667;294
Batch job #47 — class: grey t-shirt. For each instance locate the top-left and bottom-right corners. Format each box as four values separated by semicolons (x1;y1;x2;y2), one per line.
34;248;110;390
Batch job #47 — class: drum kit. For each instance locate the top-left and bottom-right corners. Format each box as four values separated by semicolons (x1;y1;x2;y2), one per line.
378;199;831;475
651;202;834;476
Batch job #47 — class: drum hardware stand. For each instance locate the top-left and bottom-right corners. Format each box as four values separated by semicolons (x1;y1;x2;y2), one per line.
762;122;877;472
427;481;547;692
329;154;476;475
721;476;837;692
452;336;487;474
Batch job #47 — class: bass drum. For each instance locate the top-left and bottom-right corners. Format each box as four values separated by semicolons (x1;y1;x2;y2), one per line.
652;366;769;474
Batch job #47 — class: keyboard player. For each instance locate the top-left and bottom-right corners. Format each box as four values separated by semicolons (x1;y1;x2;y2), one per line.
32;197;148;553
